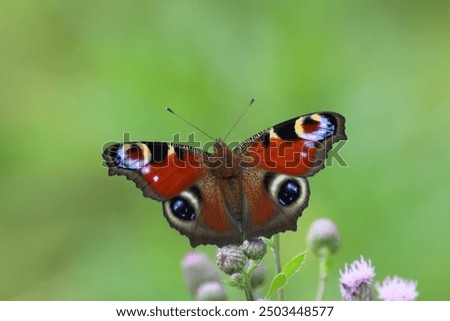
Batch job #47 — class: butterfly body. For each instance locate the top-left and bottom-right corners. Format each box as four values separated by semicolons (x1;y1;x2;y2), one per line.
103;112;347;247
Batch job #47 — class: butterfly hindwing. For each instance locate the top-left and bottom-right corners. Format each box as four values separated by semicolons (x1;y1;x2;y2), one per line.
161;176;242;247
241;168;310;239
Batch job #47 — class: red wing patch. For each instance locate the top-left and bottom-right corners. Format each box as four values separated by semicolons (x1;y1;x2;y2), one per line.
140;151;205;198
244;182;276;226
242;138;317;175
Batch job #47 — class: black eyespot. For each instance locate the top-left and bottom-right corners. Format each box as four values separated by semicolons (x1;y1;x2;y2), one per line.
170;197;196;220
277;180;300;206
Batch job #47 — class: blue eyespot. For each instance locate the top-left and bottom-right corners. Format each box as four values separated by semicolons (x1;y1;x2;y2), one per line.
278;180;300;206
170;197;196;220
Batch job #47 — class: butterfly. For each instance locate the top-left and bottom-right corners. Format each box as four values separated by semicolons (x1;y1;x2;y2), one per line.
102;111;346;247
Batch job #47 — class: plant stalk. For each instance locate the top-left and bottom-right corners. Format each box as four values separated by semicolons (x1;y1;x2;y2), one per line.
315;254;328;301
273;234;284;301
243;279;255;301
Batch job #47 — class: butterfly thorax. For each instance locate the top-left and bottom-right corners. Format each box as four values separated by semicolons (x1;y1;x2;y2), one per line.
208;140;241;179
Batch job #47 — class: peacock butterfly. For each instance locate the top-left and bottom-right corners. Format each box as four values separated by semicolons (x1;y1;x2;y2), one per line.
102;111;346;247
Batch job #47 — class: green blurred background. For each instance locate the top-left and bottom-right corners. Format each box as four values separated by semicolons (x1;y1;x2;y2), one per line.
1;0;449;300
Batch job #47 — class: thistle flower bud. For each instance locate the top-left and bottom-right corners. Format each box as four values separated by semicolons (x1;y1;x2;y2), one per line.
250;263;266;289
181;252;221;296
240;238;267;260
339;256;375;301
216;245;247;275
375;276;418;301
307;218;340;256
195;281;227;301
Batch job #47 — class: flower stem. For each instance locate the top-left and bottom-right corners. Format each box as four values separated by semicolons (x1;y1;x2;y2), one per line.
272;234;284;301
242;262;256;301
315;253;329;301
243;278;255;301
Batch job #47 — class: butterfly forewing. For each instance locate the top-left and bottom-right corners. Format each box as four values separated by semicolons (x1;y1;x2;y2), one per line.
103;142;208;200
237;112;346;177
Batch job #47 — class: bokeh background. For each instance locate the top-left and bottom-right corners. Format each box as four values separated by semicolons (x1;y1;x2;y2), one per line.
1;0;449;300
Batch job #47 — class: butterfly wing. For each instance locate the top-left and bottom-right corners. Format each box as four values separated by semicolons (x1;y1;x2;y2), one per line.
236;112;346;239
103;142;241;247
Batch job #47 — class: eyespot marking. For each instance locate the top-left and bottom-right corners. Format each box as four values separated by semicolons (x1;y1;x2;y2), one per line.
115;143;151;169
265;174;308;209
277;180;300;206
294;114;335;141
164;189;201;222
169;197;196;220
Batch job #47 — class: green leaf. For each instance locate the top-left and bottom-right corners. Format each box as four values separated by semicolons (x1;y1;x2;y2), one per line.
281;251;306;278
264;252;307;299
265;273;287;298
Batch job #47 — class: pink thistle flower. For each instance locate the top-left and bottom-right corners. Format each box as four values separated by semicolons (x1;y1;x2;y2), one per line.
339;256;375;300
375;276;418;301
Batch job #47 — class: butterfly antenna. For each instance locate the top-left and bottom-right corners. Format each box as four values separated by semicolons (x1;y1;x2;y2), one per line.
223;97;255;142
166;107;215;141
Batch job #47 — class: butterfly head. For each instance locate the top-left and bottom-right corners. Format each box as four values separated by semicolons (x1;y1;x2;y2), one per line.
213;139;227;154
